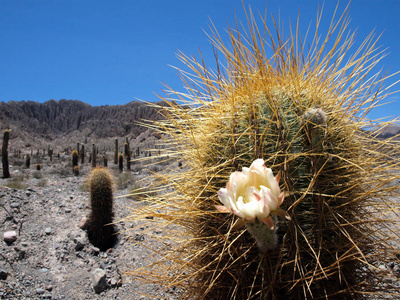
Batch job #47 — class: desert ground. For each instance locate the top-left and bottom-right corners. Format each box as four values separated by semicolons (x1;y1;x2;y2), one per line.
0;152;183;300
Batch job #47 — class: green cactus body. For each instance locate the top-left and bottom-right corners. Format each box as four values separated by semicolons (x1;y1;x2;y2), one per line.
2;130;10;178
87;167;116;250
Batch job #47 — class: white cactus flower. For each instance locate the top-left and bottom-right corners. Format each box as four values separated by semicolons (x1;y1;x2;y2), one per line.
216;159;289;229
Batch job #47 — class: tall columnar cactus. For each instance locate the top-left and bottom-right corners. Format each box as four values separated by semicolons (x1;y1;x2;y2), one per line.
124;142;131;171
25;154;30;169
87;167;116;250
2;130;10;178
48;147;53;161
118;153;123;173
114;139;118;164
125;6;400;300
80;144;85;164
92;143;96;168
71;150;79;171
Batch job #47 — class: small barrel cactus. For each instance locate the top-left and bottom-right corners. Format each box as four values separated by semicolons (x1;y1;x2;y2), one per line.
125;5;400;300
71;150;79;171
118;153;123;173
87;167;116;250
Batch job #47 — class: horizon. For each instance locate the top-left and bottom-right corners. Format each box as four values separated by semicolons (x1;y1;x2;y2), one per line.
1;0;400;120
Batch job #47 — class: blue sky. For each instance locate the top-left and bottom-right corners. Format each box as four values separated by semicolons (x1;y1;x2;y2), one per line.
0;0;399;120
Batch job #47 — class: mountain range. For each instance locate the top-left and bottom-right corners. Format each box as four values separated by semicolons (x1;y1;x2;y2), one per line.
0;99;165;152
0;99;399;153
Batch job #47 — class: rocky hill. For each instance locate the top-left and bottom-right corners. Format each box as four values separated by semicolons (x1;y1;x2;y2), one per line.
0;99;165;151
0;99;399;154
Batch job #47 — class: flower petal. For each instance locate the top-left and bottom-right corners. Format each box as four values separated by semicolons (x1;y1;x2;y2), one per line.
215;205;230;213
262;216;275;230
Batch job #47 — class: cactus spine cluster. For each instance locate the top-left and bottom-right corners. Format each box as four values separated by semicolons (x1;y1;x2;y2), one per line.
125;6;400;300
87;167;116;250
2;130;10;178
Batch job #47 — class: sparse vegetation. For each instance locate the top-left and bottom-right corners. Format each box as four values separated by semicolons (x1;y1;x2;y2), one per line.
6;179;27;190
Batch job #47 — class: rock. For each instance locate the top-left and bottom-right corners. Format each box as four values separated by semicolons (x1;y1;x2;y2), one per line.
36;288;45;295
74;237;85;251
90;246;100;256
10;202;20;208
45;285;53;291
44;227;52;235
3;231;17;243
91;268;108;294
0;270;8;280
78;216;88;229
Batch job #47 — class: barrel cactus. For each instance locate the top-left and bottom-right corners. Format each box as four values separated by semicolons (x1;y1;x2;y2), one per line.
87;167;116;250
125;6;400;299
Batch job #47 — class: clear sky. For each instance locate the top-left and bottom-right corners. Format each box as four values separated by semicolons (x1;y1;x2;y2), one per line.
0;0;399;120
